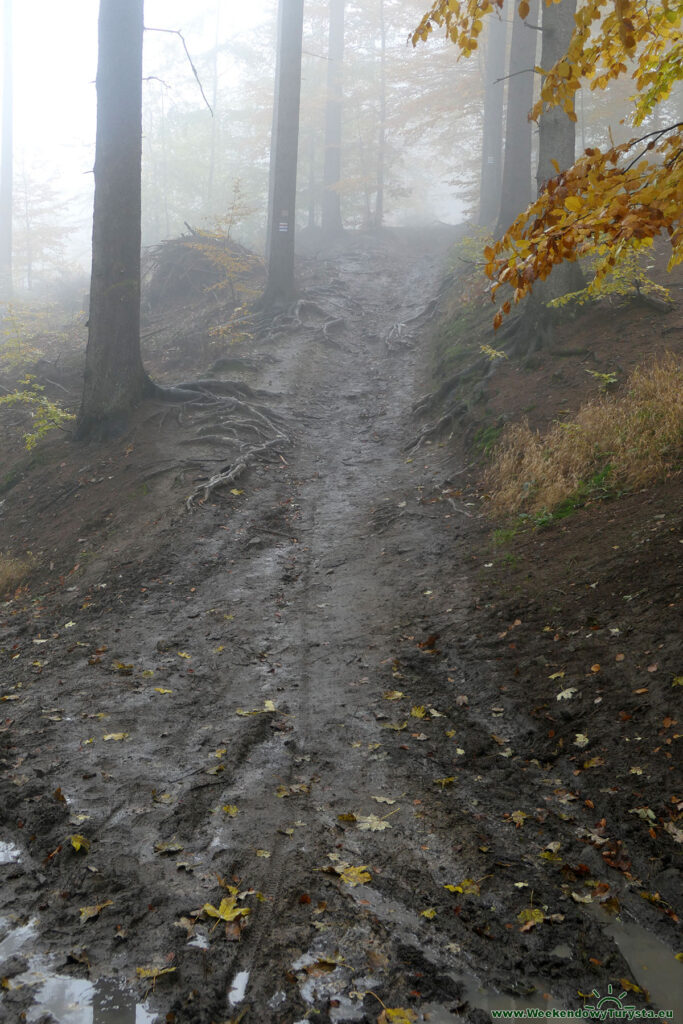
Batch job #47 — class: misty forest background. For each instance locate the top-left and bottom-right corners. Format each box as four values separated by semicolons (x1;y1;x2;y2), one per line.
3;0;682;310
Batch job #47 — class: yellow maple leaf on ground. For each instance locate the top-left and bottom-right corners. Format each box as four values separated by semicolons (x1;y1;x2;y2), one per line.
135;966;176;980
340;865;372;887
356;814;392;832
379;1010;418;1024
203;897;250;923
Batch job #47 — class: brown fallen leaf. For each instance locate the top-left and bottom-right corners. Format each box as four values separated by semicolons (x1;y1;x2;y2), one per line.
517;907;544;930
80;899;113;923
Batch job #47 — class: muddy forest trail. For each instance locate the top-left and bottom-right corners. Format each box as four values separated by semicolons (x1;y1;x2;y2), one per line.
1;230;681;1024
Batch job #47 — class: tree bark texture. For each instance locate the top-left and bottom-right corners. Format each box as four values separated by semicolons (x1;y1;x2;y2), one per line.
262;0;304;309
536;0;577;188
536;0;583;298
321;0;345;236
76;0;151;440
495;0;539;236
478;7;507;228
374;0;387;229
0;0;13;300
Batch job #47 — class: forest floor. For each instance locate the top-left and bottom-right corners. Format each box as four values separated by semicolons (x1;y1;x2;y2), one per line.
0;226;681;1024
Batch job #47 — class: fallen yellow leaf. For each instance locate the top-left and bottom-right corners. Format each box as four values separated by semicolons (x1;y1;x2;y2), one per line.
340;865;372;887
135;966;176;980
203;897;250;923
80;900;113;923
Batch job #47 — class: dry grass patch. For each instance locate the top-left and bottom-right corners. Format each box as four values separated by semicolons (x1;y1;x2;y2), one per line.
0;553;36;597
483;353;682;518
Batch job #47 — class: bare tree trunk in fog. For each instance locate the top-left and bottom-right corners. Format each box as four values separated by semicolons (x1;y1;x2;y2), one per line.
321;0;345;236
206;1;221;212
20;165;31;291
374;0;387;230
495;0;539;237
478;6;507;228
536;0;577;189
536;0;583;297
307;130;317;229
262;0;304;309
76;0;152;441
0;0;13;300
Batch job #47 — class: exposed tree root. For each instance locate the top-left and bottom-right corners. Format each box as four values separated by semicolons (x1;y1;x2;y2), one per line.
138;371;290;511
185;438;284;511
406;403;467;452
384;300;439;353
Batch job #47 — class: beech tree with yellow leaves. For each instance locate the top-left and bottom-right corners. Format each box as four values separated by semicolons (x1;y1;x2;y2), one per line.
413;0;683;327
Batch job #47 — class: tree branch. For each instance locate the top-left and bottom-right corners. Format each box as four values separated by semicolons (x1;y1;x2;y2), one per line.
622;121;683;171
144;27;213;115
493;66;540;84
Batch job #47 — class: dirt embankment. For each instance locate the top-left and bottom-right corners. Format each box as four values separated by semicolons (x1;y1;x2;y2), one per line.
0;228;681;1024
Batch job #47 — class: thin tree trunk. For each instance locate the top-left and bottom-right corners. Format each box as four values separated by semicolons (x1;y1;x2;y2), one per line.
0;0;13;299
206;1;221;212
495;0;539;236
21;166;31;291
321;0;344;236
160;88;170;237
262;0;304;309
478;6;507;228
374;0;386;230
307;130;317;229
76;0;151;441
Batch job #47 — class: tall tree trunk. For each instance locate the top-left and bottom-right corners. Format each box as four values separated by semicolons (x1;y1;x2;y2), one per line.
21;166;31;291
0;0;13;300
478;7;507;228
206;1;221;212
536;0;577;188
76;0;151;441
536;0;583;297
374;0;387;230
495;0;539;236
321;0;345;236
307;130;317;229
262;0;304;309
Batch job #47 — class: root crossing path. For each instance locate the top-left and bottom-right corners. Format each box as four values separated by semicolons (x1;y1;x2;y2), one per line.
1;230;677;1024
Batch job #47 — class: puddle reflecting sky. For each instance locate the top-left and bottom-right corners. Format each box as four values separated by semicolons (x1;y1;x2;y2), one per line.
24;974;156;1024
0;840;22;864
